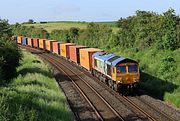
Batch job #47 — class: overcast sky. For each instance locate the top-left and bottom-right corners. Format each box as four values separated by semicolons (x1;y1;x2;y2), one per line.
0;0;179;24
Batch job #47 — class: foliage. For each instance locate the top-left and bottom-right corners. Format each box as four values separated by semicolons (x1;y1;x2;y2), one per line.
0;19;12;39
12;24;49;38
0;39;22;81
0;19;22;82
78;22;112;48
0;50;73;121
158;55;176;81
49;29;70;42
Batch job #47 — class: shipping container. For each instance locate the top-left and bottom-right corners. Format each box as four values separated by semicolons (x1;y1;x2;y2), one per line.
22;37;28;45
27;38;33;47
33;38;39;48
60;43;76;58
52;41;62;55
39;39;46;49
45;40;57;52
79;48;102;71
17;36;23;44
69;45;87;64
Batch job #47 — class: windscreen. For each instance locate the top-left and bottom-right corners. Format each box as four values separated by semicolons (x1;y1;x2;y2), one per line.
116;66;126;74
128;65;138;73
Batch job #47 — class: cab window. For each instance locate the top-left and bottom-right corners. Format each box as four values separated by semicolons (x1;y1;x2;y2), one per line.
116;66;126;74
128;65;138;73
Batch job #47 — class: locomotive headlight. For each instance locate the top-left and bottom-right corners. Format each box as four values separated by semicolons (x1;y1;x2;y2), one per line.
117;80;122;83
134;78;138;82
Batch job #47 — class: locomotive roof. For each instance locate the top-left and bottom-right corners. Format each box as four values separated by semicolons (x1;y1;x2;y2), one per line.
108;56;138;66
92;52;116;61
93;52;138;66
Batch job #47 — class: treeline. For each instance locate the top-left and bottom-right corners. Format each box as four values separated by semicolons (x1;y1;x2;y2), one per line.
115;9;180;50
13;9;180;51
0;19;21;82
12;23;49;39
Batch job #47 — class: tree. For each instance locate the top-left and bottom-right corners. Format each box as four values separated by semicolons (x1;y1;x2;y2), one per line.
28;19;34;24
0;19;12;39
0;19;22;81
161;9;178;50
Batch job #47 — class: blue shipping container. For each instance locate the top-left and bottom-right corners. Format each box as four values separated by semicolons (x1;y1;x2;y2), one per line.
22;37;28;45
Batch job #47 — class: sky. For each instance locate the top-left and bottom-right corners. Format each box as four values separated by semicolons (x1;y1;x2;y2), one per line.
0;0;180;24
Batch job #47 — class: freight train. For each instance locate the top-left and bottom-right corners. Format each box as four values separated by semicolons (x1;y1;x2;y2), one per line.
16;36;140;93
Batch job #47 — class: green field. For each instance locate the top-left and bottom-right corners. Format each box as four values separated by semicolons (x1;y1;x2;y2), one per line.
23;21;119;32
0;50;73;121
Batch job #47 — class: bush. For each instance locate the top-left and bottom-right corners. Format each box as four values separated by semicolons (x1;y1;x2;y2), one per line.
158;55;176;81
0;39;22;82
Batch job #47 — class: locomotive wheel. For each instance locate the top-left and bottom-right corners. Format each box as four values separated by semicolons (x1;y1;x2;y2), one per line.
113;82;118;92
108;80;113;89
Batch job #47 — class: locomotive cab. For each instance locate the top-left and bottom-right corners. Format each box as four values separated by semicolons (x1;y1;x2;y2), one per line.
112;63;140;86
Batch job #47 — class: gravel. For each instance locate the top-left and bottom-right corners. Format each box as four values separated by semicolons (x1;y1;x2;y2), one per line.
45;59;99;121
140;95;180;121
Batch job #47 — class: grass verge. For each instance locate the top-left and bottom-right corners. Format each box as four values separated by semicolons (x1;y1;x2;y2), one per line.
0;50;73;121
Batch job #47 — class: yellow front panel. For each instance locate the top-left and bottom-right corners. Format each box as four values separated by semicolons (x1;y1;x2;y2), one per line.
113;63;140;85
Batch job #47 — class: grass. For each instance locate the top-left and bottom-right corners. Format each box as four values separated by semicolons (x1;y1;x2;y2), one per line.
23;21;119;33
0;50;73;121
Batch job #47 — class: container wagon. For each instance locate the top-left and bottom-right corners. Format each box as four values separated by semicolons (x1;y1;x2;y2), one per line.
79;48;102;71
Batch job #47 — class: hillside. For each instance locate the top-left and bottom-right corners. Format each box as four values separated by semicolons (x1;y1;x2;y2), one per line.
23;21;119;32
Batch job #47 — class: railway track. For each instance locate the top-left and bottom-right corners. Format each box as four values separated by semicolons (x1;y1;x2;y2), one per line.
20;45;176;121
46;52;175;121
127;96;176;121
40;53;124;121
75;58;176;121
44;53;154;121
